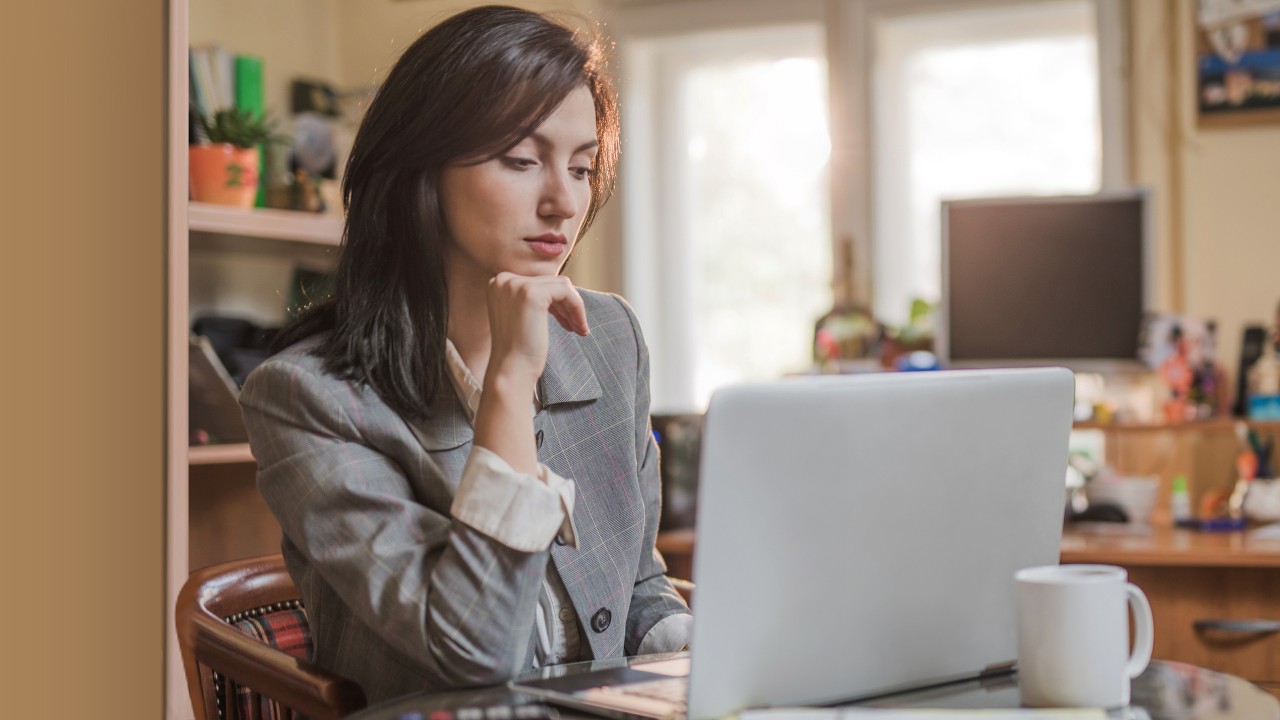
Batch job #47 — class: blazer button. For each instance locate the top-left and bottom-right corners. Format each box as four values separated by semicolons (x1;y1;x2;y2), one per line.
591;608;611;633
554;532;567;546
535;429;544;449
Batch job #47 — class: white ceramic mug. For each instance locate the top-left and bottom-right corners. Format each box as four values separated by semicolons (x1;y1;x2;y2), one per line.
1015;564;1153;708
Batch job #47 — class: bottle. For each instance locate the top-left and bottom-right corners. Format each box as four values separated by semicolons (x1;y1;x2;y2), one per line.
1247;332;1280;420
1171;475;1193;525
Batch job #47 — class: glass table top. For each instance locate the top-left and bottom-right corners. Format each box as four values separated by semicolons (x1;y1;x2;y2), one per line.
351;656;1279;720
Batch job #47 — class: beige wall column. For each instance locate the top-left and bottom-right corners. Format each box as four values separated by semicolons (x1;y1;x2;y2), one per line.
3;1;166;717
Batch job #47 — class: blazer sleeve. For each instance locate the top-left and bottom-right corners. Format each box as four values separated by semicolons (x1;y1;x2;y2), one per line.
613;296;694;655
240;357;548;687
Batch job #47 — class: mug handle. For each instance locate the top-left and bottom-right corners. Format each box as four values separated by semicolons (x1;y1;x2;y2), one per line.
1125;582;1154;678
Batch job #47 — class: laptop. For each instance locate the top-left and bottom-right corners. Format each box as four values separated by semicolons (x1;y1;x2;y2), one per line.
512;368;1075;720
189;334;249;444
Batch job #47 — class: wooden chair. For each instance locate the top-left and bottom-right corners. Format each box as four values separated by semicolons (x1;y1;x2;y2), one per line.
176;554;368;720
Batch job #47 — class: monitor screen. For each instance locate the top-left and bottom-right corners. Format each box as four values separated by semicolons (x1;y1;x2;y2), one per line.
939;192;1148;368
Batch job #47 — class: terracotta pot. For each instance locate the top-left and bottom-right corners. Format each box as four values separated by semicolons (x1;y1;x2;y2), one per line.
189;143;260;207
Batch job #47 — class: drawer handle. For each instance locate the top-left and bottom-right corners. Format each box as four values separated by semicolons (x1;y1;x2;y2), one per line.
1193;619;1280;634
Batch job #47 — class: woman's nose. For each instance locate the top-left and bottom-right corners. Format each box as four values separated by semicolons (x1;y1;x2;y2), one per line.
538;170;580;220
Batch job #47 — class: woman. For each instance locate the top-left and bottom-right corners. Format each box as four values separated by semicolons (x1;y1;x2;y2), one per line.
240;5;691;703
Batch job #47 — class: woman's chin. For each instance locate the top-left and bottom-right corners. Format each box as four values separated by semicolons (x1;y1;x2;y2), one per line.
501;258;567;277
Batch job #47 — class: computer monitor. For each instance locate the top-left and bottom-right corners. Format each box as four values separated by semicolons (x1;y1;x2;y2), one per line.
937;191;1152;371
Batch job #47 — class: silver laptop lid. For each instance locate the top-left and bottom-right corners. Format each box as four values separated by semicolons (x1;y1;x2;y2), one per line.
686;368;1074;719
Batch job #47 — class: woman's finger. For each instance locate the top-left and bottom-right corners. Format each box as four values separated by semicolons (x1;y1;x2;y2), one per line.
513;274;588;336
544;281;589;336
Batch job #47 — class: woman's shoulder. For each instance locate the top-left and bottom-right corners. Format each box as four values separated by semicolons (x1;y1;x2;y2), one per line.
576;289;649;371
253;334;328;376
242;334;356;402
579;288;639;327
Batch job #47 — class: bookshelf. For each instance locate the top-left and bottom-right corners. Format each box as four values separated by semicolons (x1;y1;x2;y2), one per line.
170;2;355;714
188;442;255;465
189;201;343;245
1074;418;1280;433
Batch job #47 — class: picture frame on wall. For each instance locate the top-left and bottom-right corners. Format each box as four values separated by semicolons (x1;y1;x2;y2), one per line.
1196;0;1280;126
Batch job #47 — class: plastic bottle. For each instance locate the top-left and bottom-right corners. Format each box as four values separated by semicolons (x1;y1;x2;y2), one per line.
1247;332;1280;420
1171;475;1193;525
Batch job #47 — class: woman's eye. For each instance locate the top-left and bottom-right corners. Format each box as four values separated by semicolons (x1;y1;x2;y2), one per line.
502;156;537;170
570;166;593;180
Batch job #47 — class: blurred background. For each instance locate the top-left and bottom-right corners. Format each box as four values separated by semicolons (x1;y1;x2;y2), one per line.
185;0;1278;416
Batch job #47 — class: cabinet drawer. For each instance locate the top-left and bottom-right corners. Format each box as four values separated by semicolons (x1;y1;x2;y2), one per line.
1126;566;1280;684
1260;682;1280;703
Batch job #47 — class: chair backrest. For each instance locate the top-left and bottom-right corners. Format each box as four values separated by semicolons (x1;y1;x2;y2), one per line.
176;554;367;720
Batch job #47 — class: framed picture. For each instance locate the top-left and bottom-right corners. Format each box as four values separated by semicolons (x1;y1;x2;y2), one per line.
1196;0;1280;126
1139;313;1228;420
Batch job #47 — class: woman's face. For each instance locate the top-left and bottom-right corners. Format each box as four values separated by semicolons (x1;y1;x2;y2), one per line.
439;85;598;287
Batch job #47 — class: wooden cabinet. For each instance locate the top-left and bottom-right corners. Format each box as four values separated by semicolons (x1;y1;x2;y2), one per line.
1062;526;1280;700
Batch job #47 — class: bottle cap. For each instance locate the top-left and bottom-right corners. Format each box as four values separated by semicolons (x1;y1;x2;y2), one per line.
1173;475;1188;493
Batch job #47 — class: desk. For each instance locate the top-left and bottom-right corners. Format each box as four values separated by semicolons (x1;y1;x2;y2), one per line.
1062;524;1280;697
347;658;1279;719
656;526;1280;697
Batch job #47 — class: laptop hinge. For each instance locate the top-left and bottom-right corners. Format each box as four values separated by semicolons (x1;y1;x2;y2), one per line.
979;661;1016;681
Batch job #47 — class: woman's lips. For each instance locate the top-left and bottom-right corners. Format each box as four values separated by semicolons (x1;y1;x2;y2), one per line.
525;234;567;257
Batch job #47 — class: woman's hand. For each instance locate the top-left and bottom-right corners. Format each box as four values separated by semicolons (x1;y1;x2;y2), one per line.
475;273;589;476
484;272;589;390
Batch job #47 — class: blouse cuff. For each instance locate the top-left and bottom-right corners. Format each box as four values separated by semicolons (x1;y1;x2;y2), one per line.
451;445;579;552
636;612;693;655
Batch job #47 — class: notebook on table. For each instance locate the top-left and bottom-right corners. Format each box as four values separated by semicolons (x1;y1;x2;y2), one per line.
512;368;1075;720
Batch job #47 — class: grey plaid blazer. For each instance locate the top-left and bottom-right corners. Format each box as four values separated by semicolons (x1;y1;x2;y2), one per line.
239;290;691;703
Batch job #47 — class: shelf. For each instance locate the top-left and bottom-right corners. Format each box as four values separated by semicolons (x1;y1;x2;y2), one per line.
1061;524;1280;568
189;443;255;465
1073;418;1280;433
660;526;1280;571
189;202;343;246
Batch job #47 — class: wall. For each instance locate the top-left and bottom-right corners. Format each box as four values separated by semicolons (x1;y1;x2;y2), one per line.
189;0;344;128
1130;0;1280;387
3;1;165;718
332;0;605;89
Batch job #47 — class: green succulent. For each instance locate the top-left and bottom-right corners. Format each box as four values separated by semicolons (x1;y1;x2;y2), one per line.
195;108;286;149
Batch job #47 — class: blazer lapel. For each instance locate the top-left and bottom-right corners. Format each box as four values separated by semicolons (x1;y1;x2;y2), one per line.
409;318;600;452
405;379;474;452
538;316;603;407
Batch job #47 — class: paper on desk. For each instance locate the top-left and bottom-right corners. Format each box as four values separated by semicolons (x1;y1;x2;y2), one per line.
739;709;1105;720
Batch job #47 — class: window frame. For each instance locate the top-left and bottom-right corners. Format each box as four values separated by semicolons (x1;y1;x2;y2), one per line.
829;0;1131;309
612;0;829;410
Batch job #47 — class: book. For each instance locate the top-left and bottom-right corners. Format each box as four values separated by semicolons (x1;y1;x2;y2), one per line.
234;54;267;206
190;45;234;116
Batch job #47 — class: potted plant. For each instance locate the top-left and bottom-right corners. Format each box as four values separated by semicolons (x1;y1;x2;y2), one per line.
189;108;282;208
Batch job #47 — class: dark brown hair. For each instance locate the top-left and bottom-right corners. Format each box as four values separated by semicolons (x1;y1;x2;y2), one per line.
272;5;619;420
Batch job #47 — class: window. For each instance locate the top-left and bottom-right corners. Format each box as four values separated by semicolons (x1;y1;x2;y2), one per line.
618;0;1127;408
624;24;832;412
870;0;1109;326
